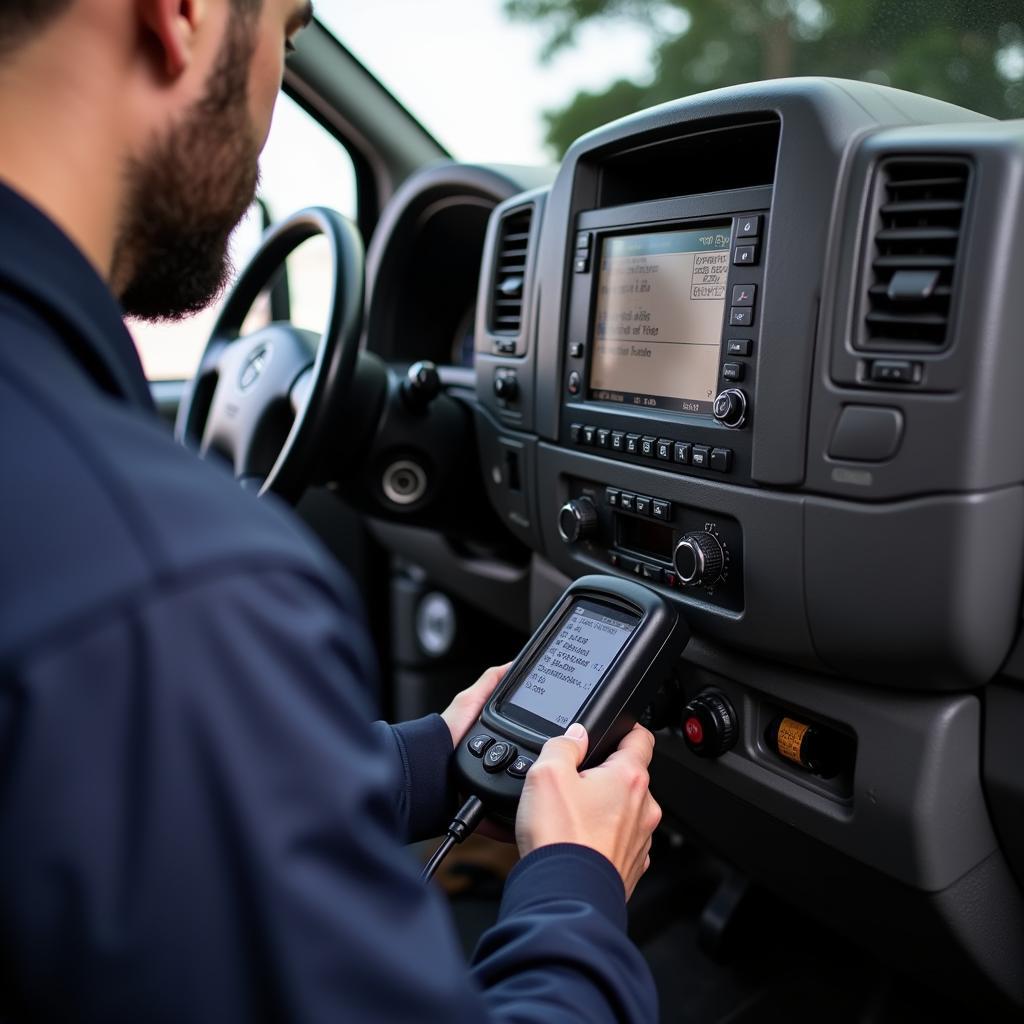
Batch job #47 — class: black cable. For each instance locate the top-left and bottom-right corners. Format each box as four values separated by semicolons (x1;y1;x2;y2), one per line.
420;795;486;882
421;835;456;882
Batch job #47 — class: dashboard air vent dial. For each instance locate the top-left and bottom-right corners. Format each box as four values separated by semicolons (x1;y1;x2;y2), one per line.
860;157;970;352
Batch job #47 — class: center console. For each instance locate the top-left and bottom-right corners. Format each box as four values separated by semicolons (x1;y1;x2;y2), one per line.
556;195;769;611
468;78;1024;1009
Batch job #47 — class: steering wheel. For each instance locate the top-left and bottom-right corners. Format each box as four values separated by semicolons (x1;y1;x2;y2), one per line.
175;207;364;503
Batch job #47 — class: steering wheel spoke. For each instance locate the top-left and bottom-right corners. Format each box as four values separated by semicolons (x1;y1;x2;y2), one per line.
289;366;314;416
174;207;365;503
198;335;231;378
237;474;267;493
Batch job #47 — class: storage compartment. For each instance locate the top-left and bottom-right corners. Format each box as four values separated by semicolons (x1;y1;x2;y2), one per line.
595;117;780;208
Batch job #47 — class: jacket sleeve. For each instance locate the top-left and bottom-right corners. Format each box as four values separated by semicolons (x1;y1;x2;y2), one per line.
0;562;657;1024
373;714;458;843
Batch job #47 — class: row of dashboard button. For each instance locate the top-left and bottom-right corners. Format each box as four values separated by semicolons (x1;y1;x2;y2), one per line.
606;487;672;521
570;423;733;473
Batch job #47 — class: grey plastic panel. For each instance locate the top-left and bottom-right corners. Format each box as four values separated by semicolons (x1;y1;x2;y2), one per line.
983;682;1024;890
1001;629;1024;680
808;122;1024;500
529;554;572;626
828;404;904;461
661;636;998;890
804;486;1024;688
474;405;542;552
367;519;532;633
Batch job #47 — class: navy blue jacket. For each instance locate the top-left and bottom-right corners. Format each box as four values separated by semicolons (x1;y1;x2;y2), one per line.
0;182;658;1023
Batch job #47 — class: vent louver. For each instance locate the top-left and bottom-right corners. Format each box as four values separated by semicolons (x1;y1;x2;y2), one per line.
861;158;970;352
489;207;533;335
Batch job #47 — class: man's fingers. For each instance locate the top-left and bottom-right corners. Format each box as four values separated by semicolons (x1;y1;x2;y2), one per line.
603;723;656;769
458;663;511;714
633;838;654;881
473;662;511;695
441;663;513;747
644;795;662;832
536;723;589;771
619;722;656;758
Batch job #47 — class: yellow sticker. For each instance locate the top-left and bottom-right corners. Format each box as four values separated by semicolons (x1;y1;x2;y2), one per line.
776;717;809;765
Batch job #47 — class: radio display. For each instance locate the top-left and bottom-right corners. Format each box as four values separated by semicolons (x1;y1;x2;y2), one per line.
617;515;675;563
589;225;731;416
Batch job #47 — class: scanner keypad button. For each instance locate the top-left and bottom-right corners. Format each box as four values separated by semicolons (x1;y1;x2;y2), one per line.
483;741;517;773
506;755;534;778
468;734;494;757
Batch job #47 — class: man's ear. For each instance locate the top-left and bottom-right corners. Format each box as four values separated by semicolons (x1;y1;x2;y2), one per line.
136;0;206;79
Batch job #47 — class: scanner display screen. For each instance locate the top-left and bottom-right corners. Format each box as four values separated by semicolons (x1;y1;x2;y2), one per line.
505;600;638;729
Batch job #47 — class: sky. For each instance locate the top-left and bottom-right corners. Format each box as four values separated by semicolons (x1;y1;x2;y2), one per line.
316;0;663;165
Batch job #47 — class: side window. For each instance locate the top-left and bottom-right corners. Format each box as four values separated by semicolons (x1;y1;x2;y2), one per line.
130;92;358;381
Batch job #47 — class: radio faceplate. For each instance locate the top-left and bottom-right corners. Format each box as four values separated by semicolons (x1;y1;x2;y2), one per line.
560;477;745;614
561;189;771;486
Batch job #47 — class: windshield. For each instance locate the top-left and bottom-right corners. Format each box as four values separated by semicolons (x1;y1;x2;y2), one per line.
319;0;1024;163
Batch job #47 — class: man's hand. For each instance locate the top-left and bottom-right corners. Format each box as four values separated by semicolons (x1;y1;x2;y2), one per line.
440;663;511;748
515;723;661;899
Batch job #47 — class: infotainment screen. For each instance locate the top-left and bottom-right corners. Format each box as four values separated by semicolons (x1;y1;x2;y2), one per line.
589;225;731;416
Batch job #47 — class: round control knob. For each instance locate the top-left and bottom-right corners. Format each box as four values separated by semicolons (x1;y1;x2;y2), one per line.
401;360;441;412
493;372;518;401
681;691;738;758
673;531;725;587
713;388;748;429
558;496;598;544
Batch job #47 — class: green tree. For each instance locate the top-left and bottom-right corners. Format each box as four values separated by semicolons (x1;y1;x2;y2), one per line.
504;0;1024;157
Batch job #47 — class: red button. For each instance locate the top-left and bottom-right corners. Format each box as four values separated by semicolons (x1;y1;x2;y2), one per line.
684;716;704;745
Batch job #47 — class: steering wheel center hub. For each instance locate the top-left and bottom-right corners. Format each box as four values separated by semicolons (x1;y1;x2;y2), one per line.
174;206;366;502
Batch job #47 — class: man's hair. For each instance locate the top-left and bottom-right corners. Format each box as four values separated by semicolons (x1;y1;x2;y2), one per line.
0;0;73;55
0;0;262;57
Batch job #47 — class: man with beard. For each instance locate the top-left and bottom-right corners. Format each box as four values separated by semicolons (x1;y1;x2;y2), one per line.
0;2;662;1022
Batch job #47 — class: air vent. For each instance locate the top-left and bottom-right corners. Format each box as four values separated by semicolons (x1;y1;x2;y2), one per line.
489;207;533;335
860;158;970;352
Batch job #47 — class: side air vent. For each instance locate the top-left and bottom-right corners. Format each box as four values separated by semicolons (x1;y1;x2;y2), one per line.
489;207;533;335
860;157;970;352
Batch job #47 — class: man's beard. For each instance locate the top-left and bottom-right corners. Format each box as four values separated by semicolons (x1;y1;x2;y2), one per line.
115;16;261;321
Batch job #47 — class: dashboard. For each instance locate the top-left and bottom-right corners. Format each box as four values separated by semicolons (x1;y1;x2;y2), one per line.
361;78;1024;1013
